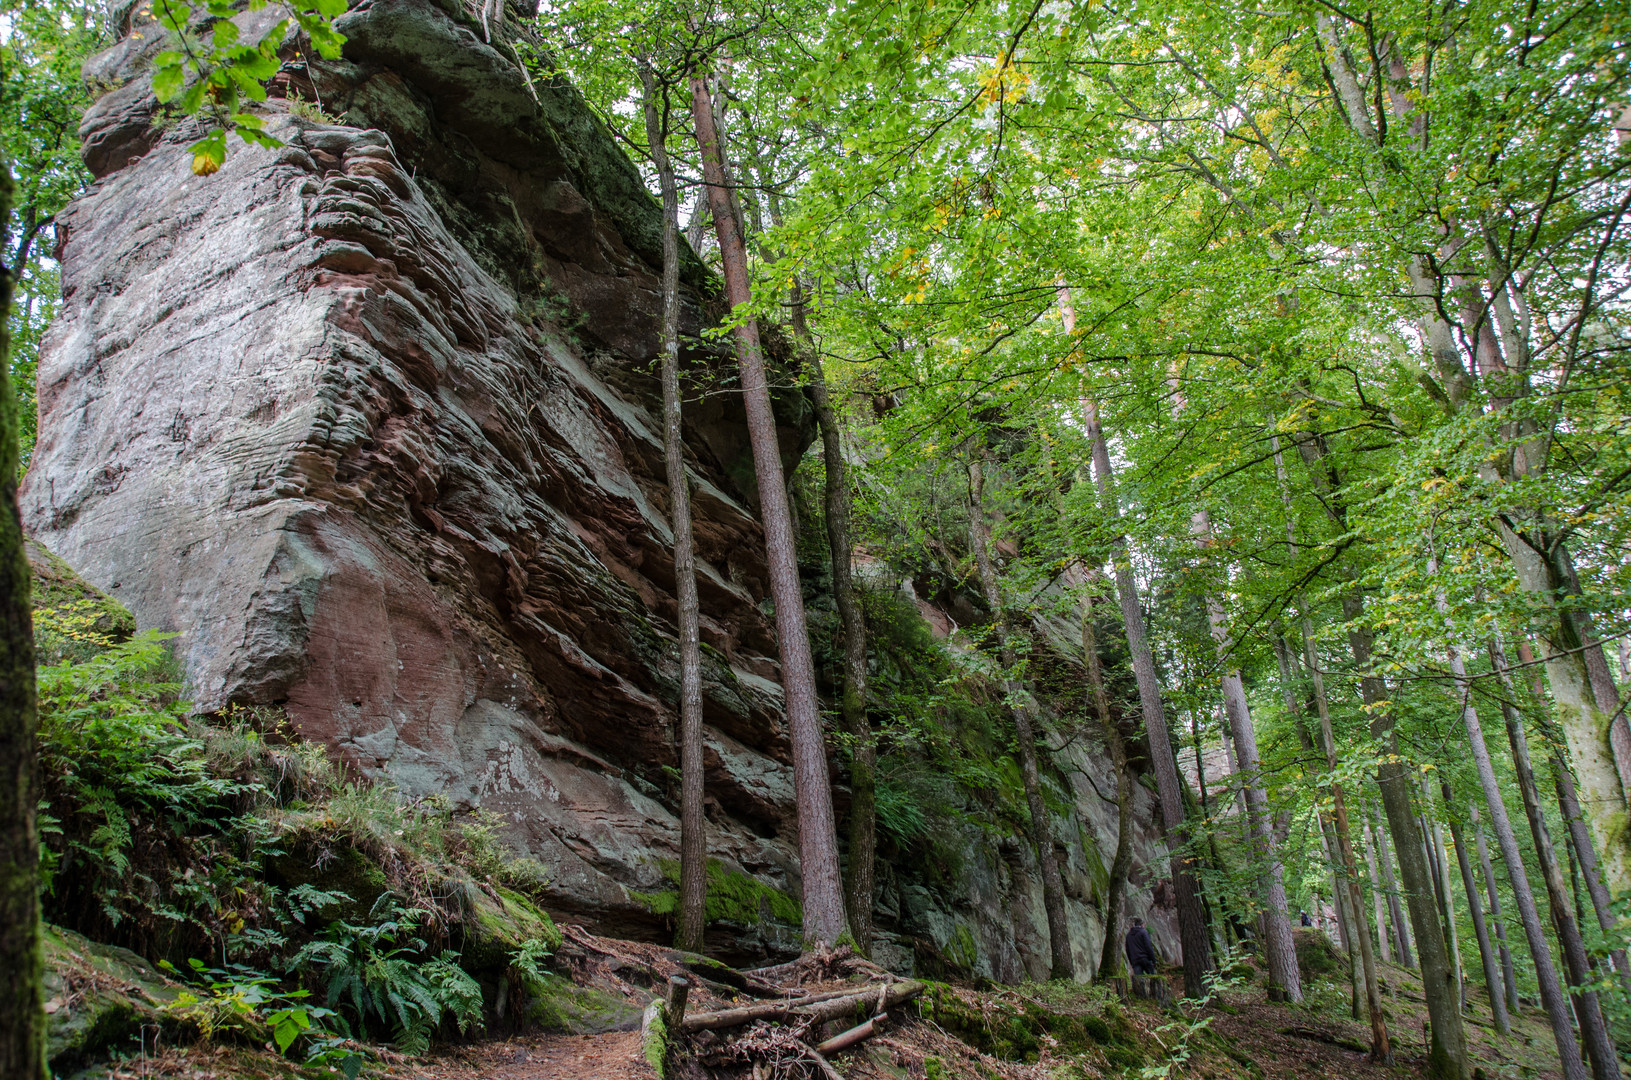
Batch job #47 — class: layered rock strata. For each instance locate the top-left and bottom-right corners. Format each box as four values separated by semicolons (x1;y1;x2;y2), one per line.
25;0;1181;972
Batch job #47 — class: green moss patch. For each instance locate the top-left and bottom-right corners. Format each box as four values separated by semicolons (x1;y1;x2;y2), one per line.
630;859;801;927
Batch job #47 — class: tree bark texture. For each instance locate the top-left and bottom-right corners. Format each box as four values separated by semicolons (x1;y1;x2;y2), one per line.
0;165;45;1080
966;453;1074;981
1086;401;1213;996
1554;761;1631;1001
689;73;848;948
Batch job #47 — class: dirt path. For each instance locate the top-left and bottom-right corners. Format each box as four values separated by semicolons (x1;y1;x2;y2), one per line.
384;1031;656;1080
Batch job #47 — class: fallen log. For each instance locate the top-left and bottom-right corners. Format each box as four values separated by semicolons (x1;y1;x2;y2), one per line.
681;980;924;1033
795;981;923;1027
816;1015;887;1056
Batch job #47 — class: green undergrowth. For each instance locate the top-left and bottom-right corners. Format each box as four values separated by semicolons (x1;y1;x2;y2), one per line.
630;857;802;926
30;560;565;1074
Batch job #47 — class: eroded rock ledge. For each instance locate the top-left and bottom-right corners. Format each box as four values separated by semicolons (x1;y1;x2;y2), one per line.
25;0;1180;975
27;0;811;957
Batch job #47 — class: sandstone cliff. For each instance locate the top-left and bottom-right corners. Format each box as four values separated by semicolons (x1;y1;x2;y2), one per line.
24;0;1180;976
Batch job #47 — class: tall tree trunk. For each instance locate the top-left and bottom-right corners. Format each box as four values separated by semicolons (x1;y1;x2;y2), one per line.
0;166;45;1080
791;285;875;956
1419;780;1466;1014
1362;813;1394;965
1085;584;1134;981
638;62;708;954
1442;781;1509;1033
966;453;1074;980
1371;801;1415;969
1463;636;1589;1080
1554;760;1631;1002
1490;638;1621;1080
1085;401;1213;997
688;72;848;949
1472;804;1522;1016
1347;608;1470;1080
1277;630;1389;1056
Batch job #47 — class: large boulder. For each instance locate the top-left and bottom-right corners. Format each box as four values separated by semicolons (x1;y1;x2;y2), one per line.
24;0;810;957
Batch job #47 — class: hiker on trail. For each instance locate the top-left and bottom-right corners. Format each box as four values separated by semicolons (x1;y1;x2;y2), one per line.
1300;910;1312;927
1124;916;1158;976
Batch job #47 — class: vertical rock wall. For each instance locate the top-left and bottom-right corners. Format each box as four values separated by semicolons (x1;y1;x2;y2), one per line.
23;0;1183;972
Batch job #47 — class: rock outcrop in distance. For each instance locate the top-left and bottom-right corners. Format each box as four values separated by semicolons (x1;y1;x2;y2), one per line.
25;0;1180;974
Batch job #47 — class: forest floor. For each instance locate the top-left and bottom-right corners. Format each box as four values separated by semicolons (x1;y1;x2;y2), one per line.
84;931;1577;1080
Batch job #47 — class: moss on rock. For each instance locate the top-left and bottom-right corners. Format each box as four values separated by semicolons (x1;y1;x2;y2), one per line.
27;537;136;664
461;884;562;971
43;924;186;1072
630;859;801;928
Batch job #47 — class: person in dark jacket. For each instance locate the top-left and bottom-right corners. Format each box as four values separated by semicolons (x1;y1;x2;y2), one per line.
1124;916;1158;976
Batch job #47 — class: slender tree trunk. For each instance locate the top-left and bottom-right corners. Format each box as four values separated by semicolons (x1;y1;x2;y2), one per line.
1443;782;1509;1033
1085;584;1134;981
967;453;1074;980
688;72;848;949
1490;638;1621;1080
1085;401;1213;997
0;166;45;1080
793;289;875;957
639;62;708;954
1371;801;1415;969
1555;760;1631;1002
1419;780;1466;1014
1473;804;1522;1016
1363;814;1394;965
1347;608;1470;1080
1463;636;1589;1080
1277;628;1389;1057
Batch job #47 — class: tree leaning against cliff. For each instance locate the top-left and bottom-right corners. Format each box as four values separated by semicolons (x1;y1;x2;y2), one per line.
688;67;849;949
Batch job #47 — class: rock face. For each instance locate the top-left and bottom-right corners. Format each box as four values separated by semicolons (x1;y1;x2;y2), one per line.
25;0;1180;973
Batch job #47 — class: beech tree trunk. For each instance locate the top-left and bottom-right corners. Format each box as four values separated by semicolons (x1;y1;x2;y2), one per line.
1472;805;1522;1016
1442;782;1509;1033
1084;584;1133;981
1461;637;1589;1080
1370;800;1415;969
0;166;45;1080
1086;401;1212;997
1277;629;1389;1056
1347;609;1470;1080
689;72;848;949
1362;815;1393;965
966;453;1074;981
638;62;708;953
1419;781;1466;1014
1489;639;1620;1080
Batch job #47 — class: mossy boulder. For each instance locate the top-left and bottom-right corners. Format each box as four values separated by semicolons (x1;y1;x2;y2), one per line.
27;537;136;664
1293;927;1348;983
523;977;644;1034
460;884;562;971
917;982;1119;1063
44;924;186;1072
